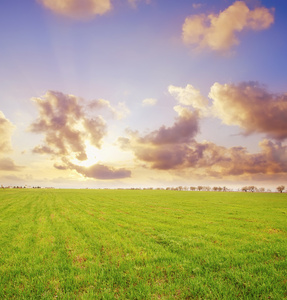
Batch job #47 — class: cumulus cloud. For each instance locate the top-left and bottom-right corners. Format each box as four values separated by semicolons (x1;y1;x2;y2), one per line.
30;91;106;160
182;1;274;52
142;98;157;107
140;106;200;145
118;88;287;178
30;91;132;180
117;104;202;170
0;111;15;153
209;81;287;140
37;0;112;19
119;132;287;177
168;84;208;111
0;157;23;171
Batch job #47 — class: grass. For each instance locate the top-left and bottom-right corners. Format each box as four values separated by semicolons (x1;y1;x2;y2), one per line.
0;189;286;299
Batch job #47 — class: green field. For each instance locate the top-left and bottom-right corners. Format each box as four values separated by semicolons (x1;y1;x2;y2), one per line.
0;189;286;299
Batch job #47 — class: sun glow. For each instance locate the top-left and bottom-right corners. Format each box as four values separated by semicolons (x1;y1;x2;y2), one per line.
70;141;131;168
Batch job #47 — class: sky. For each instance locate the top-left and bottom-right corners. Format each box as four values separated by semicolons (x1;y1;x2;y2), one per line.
0;0;287;190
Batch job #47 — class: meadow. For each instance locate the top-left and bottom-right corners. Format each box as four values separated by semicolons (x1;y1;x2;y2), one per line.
0;189;286;299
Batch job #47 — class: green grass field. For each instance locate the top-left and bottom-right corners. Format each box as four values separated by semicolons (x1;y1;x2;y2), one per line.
0;189;286;299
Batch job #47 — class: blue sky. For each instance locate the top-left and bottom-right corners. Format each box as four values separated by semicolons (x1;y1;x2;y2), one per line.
0;0;286;189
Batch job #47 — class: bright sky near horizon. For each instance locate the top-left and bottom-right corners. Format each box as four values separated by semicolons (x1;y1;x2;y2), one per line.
0;0;287;189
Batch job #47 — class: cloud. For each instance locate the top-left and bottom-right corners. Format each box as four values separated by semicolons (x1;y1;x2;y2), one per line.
66;161;131;179
118;89;287;178
120;132;287;177
128;0;151;9
30;91;132;180
0;111;15;153
0;157;23;171
88;99;130;120
192;3;202;10
139;105;200;145
182;1;274;52
142;98;157;107
38;0;152;19
30;91;106;160
118;105;200;169
168;84;208;111
184;140;287;176
209;82;287;140
37;0;112;19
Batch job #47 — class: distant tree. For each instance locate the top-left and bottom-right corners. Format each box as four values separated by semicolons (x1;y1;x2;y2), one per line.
259;187;265;193
218;187;223;192
242;186;248;192
205;186;211;191
190;186;196;191
197;186;203;191
213;187;218;191
248;186;256;192
276;185;285;193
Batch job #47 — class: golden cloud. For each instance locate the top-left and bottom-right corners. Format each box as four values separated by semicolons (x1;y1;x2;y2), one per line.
182;1;274;52
168;84;208;111
210;82;287;140
38;0;112;19
0;111;15;153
